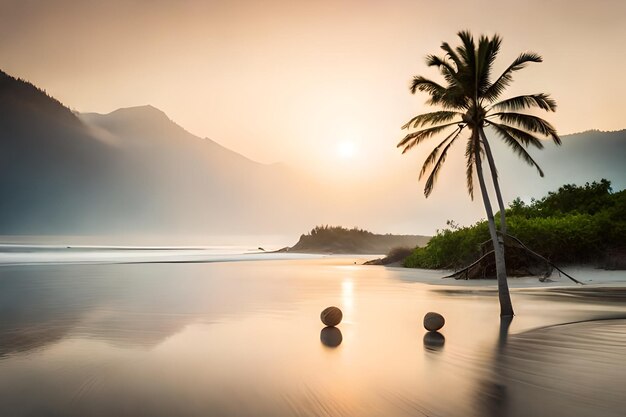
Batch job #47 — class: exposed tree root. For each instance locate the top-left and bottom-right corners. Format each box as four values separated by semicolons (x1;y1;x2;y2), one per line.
443;250;495;280
444;233;582;285
501;233;583;285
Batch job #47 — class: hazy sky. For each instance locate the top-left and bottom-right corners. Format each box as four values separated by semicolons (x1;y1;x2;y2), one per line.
1;0;625;234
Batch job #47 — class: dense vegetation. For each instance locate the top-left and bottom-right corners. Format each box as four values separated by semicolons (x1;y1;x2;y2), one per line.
289;225;430;254
404;180;626;269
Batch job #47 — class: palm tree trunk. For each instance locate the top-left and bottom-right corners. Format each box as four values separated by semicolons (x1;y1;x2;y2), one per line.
474;135;514;317
479;128;507;236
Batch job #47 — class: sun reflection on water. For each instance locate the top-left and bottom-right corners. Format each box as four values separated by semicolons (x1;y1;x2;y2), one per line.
341;279;354;316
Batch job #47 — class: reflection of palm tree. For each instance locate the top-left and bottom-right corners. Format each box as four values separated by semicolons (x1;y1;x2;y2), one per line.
398;31;560;317
476;316;513;416
497;316;513;352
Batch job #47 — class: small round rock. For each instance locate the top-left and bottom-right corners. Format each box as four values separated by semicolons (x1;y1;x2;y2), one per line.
321;306;343;327
423;312;445;332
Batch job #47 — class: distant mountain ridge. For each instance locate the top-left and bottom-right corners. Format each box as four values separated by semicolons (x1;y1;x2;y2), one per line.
0;69;319;236
0;68;625;238
490;127;626;200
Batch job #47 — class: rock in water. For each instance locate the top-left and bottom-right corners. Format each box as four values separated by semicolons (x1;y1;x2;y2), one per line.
424;312;445;332
320;306;343;327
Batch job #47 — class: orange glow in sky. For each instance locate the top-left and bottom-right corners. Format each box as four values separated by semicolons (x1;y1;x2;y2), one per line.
2;0;624;180
1;0;624;234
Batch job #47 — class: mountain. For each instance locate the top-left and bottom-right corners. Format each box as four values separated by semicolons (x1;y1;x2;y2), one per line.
79;105;318;234
490;128;626;201
0;70;319;237
1;68;625;239
387;127;626;233
0;70;118;233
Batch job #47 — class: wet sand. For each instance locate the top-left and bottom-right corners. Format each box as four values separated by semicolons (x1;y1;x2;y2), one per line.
0;257;624;416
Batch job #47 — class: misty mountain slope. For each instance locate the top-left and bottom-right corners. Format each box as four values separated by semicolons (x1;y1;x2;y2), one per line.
79;106;323;234
389;128;626;233
487;128;626;202
80;105;268;183
0;70;320;236
0;70;117;233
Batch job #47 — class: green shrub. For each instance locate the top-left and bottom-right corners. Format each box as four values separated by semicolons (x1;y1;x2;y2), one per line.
405;179;625;268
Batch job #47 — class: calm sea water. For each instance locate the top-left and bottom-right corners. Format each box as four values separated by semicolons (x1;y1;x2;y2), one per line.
0;256;625;416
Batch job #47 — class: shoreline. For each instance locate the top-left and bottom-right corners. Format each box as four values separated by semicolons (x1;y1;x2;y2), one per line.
0;247;624;290
378;262;626;288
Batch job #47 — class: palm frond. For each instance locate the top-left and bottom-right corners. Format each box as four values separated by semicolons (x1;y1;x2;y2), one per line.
401;111;462;130
423;129;463;197
486;121;544;148
410;75;467;109
476;34;502;95
426;54;461;87
489;112;560;144
485;35;502;73
440;42;463;70
464;136;477;199
490;125;545;176
456;30;476;70
410;76;446;95
425;54;456;74
420;127;463;179
454;31;478;99
397;122;459;153
442;42;474;95
482;52;543;102
490;93;556;112
426;91;470;110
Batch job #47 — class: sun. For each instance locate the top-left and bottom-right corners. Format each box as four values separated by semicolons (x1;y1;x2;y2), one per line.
336;140;356;159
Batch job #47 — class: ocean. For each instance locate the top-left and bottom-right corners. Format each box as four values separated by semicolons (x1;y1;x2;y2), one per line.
0;252;624;416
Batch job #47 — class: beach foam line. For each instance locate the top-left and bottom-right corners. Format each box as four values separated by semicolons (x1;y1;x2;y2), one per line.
0;248;323;266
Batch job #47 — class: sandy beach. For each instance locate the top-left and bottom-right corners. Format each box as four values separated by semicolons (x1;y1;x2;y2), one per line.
0;255;624;416
385;262;626;288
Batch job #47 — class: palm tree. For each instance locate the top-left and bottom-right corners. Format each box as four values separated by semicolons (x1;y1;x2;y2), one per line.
398;31;560;317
